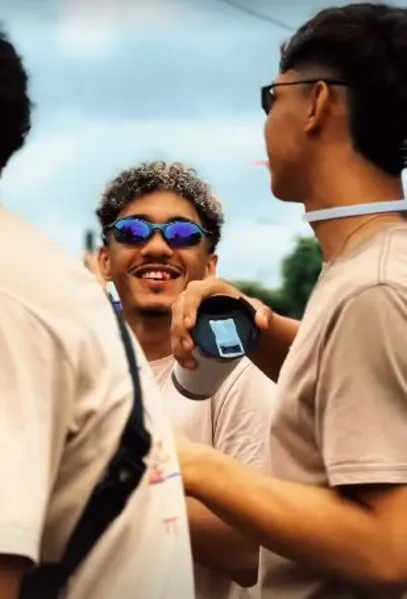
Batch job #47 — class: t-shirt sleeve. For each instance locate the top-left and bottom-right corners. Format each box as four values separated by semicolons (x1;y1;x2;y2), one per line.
212;360;276;471
316;284;407;487
0;294;71;563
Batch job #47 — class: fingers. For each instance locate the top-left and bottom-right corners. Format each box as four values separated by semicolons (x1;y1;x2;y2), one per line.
171;290;198;369
251;299;273;331
180;280;212;329
170;278;275;367
171;278;230;368
237;295;274;331
253;303;274;331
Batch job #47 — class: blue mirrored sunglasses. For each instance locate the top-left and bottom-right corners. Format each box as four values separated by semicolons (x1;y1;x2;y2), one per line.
103;217;209;248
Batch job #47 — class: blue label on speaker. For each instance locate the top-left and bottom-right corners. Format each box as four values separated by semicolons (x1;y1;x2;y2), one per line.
209;318;245;359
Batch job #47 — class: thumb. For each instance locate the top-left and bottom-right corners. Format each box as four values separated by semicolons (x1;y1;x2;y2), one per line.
255;305;274;331
244;296;274;331
242;297;274;331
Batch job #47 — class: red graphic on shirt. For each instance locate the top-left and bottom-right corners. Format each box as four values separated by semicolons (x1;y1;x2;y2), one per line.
148;440;170;485
162;516;180;535
147;441;182;534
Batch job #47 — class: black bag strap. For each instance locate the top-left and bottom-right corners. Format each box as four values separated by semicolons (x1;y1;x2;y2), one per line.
20;301;151;599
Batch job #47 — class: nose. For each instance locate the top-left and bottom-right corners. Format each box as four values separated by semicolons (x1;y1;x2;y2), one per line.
140;230;174;259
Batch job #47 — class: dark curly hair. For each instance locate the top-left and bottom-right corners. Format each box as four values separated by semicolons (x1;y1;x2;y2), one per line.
280;3;407;176
0;26;31;172
97;161;224;252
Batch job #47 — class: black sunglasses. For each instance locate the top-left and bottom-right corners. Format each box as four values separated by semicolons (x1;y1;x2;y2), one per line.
103;216;209;248
261;78;348;114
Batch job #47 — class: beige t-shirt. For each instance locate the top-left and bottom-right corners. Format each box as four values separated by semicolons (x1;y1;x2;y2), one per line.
151;354;275;599
0;208;193;599
261;224;407;598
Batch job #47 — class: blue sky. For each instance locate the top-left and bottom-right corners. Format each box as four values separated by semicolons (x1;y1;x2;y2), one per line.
2;0;403;286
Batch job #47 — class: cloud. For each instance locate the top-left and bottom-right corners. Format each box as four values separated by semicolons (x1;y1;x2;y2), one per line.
2;114;274;230
217;218;309;287
6;133;79;190
19;1;281;123
3;116;267;202
2;115;306;284
57;0;204;55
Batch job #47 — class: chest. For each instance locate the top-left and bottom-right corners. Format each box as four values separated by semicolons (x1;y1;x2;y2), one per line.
157;367;215;446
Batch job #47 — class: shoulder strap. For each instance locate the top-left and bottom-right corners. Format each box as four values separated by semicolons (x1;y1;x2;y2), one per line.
20;301;151;599
113;306;150;451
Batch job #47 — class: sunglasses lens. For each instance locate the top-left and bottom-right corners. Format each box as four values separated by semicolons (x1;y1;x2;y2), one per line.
261;87;273;114
165;221;204;247
114;219;151;245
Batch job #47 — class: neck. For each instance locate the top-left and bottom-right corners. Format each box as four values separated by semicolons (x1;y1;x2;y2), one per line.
305;156;405;261
124;309;172;362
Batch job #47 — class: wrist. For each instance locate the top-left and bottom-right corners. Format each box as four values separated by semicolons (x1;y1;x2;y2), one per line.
183;443;217;497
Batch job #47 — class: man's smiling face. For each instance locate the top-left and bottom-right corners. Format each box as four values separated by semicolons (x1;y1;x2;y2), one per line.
100;190;217;318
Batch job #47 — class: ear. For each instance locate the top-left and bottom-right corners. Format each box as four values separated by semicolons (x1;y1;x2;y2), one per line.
98;246;113;281
205;253;218;278
304;81;330;134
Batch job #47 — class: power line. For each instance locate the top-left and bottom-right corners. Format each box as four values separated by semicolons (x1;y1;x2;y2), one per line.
217;0;296;33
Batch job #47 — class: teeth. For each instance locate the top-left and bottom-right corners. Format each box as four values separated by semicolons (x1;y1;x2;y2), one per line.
141;271;171;280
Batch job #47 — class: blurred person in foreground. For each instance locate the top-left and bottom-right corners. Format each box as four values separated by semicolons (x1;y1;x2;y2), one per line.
0;27;193;599
85;160;276;599
170;3;407;598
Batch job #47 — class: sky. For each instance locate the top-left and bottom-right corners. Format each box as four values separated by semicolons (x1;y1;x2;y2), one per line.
1;0;405;287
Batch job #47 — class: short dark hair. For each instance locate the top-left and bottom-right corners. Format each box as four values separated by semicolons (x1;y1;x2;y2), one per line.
280;3;407;176
0;26;31;172
97;161;224;252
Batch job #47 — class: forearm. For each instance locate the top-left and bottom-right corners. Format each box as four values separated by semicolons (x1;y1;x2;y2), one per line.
187;498;259;587
185;447;403;589
249;313;299;382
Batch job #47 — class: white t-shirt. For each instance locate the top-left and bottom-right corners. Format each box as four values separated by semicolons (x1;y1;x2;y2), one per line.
151;354;276;599
0;208;194;599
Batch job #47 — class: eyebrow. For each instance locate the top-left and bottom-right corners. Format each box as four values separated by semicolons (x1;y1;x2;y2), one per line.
124;214;194;224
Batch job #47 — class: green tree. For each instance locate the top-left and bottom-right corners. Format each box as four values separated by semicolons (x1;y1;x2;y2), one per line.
280;236;322;318
232;281;291;316
232;236;322;319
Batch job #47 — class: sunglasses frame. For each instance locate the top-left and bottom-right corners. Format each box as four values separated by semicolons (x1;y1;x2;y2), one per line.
261;78;348;114
103;216;209;248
